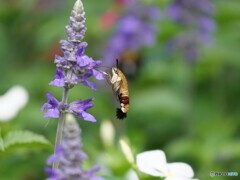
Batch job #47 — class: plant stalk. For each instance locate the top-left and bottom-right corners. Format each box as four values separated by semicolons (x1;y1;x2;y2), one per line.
52;87;69;169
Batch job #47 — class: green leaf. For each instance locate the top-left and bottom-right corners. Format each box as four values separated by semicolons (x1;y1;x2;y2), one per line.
0;129;4;151
3;130;51;151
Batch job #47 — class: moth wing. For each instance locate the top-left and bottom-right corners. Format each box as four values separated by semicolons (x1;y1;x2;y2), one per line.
101;70;122;102
113;79;122;103
101;70;112;86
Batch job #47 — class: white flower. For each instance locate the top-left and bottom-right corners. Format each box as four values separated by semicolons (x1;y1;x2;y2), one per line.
0;86;28;121
136;150;196;180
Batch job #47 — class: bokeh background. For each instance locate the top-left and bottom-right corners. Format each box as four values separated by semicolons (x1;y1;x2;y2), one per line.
0;0;240;179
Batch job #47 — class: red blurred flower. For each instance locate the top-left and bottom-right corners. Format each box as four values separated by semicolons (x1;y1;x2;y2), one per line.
100;10;119;30
115;0;127;6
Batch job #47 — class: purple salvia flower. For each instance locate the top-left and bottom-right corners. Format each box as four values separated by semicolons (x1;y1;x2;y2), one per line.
42;0;104;171
41;92;60;118
103;0;160;65
42;0;103;121
46;114;103;180
168;0;215;62
41;92;96;122
49;68;65;87
67;99;96;122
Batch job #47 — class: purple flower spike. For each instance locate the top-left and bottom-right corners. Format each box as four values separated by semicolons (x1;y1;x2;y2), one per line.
43;0;103;122
48;0;103;89
46;114;102;179
66;0;86;42
41;92;60;118
44;1;103;178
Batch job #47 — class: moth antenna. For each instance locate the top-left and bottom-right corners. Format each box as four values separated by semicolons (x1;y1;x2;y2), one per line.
116;108;127;120
116;59;119;69
95;66;111;72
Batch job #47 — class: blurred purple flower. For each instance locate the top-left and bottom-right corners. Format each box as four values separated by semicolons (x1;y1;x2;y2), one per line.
103;0;160;65
168;0;215;62
46;115;103;180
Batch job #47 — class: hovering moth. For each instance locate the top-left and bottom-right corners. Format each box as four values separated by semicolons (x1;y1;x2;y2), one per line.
102;59;129;120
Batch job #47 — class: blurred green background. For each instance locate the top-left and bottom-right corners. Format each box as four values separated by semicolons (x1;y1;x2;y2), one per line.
0;0;240;179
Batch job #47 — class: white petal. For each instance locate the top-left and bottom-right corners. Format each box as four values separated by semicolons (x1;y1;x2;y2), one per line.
167;162;194;179
0;86;28;121
125;169;139;180
165;177;193;180
136;150;168;177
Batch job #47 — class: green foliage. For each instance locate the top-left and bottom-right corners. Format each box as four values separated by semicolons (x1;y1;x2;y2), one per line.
0;130;51;152
0;129;4;151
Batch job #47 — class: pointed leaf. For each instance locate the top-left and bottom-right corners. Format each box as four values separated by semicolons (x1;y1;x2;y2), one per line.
3;130;51;151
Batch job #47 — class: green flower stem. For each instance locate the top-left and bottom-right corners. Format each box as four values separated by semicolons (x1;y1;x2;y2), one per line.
52;87;69;169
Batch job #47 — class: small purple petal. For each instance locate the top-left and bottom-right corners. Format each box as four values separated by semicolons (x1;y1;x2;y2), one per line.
46;92;59;106
81;111;96;122
44;108;60;118
93;60;102;66
81;79;97;90
47;154;59;165
82;71;93;79
41;103;50;111
46;167;57;178
49;69;65;87
55;145;64;153
81;99;94;110
77;55;94;67
49;79;65;87
87;166;100;176
76;46;84;56
92;69;105;80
